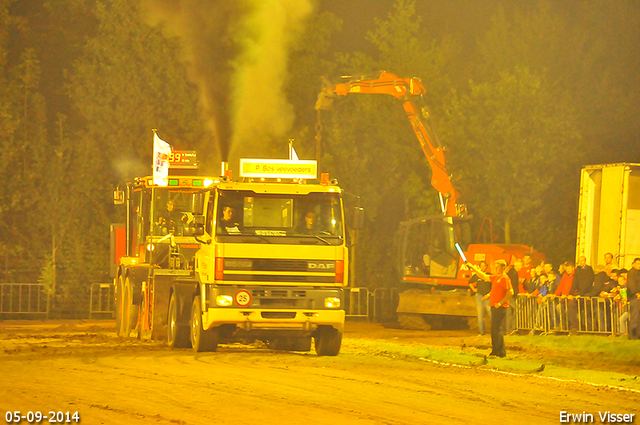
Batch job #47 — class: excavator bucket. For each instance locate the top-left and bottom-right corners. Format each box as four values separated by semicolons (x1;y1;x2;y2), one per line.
315;88;335;111
397;289;476;317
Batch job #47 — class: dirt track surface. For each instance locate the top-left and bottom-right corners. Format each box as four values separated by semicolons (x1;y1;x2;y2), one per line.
0;321;638;425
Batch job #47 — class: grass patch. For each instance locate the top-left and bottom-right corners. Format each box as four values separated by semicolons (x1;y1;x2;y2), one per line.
507;334;640;360
343;338;640;392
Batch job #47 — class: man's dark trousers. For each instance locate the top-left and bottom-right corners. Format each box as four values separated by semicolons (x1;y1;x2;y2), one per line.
491;306;507;357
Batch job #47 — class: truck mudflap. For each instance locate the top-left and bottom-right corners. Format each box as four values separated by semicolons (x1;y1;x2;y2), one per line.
396;288;476;317
202;309;345;333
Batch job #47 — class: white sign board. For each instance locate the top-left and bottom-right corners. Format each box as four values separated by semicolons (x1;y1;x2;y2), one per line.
240;159;317;179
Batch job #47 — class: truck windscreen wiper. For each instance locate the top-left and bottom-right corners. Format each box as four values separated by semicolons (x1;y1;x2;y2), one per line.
241;234;272;244
296;235;331;245
314;235;331;245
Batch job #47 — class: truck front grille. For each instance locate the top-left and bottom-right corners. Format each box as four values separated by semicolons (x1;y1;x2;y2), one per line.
252;289;307;298
261;312;297;319
252;259;307;272
224;274;334;283
259;299;297;307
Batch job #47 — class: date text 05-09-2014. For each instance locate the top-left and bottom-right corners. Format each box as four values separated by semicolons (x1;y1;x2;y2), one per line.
5;411;80;424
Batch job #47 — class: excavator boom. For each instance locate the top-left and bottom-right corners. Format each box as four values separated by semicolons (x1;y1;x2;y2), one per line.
317;71;462;217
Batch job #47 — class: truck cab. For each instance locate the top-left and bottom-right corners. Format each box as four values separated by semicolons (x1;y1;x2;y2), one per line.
113;156;347;355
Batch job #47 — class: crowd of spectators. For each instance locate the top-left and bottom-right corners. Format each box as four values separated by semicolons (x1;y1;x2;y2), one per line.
468;253;640;339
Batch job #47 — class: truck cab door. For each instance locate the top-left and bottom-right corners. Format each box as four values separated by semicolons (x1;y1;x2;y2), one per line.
195;196;216;283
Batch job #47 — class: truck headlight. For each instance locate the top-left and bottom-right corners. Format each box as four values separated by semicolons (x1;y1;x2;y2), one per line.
216;295;233;307
324;297;341;308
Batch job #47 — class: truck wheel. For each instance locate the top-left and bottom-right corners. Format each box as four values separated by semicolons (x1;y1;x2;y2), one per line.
167;293;191;348
314;326;342;356
114;276;123;336
120;278;138;337
191;295;219;352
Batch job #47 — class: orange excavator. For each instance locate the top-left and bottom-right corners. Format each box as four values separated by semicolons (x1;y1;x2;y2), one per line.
317;71;542;329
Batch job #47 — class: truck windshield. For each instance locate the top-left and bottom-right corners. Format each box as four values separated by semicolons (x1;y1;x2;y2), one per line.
216;190;344;244
151;189;198;237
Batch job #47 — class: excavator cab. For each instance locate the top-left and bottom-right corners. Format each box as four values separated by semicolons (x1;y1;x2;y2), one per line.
397;216;471;284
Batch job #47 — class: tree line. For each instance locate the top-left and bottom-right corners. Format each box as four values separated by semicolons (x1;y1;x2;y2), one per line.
0;0;638;315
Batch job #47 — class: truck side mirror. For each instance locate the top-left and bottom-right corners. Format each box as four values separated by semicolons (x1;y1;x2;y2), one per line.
192;193;205;215
113;189;125;205
352;207;364;230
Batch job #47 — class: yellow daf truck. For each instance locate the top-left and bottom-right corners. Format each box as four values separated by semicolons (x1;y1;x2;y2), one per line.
112;155;348;355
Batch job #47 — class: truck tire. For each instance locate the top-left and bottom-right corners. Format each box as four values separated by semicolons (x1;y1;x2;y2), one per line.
114;275;123;336
120;277;138;337
167;293;191;348
191;295;219;352
314;326;342;356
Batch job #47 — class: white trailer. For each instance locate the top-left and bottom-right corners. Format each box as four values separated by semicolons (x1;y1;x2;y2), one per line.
577;163;640;269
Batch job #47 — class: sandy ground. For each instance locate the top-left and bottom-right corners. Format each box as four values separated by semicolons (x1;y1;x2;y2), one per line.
0;320;638;425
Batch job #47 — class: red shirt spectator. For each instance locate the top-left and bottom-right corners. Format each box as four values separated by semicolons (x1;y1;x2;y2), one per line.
490;273;513;308
518;264;532;293
554;265;575;296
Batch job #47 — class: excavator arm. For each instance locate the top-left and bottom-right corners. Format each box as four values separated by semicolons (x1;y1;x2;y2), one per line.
316;71;463;218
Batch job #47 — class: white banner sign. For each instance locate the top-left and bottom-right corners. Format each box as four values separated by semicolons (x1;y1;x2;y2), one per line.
153;133;172;186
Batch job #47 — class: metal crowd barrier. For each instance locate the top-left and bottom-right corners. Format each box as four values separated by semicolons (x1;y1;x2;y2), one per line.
89;283;114;319
515;294;628;336
0;283;50;319
515;295;537;331
345;287;370;320
372;288;399;323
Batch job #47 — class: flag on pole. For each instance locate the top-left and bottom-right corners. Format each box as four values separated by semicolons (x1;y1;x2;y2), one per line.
153;132;172;186
289;140;299;161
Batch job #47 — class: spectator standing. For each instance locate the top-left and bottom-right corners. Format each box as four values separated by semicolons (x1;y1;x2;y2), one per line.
506;260;521;333
572;256;595;295
598;270;620;297
519;256;533;292
558;263;566;277
529;272;553;332
596;270;620;334
588;265;612;331
553;262;575;296
626;258;640;339
543;263;560;293
523;253;533;274
604;252;615;276
540;272;554;296
549;261;575;330
614;275;630;336
467;260;513;357
569;256;595;332
589;265;610;297
598;269;620;300
468;261;491;336
526;267;540;294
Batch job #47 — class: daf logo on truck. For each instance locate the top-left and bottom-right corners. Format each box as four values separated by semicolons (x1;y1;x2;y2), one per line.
308;261;335;271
